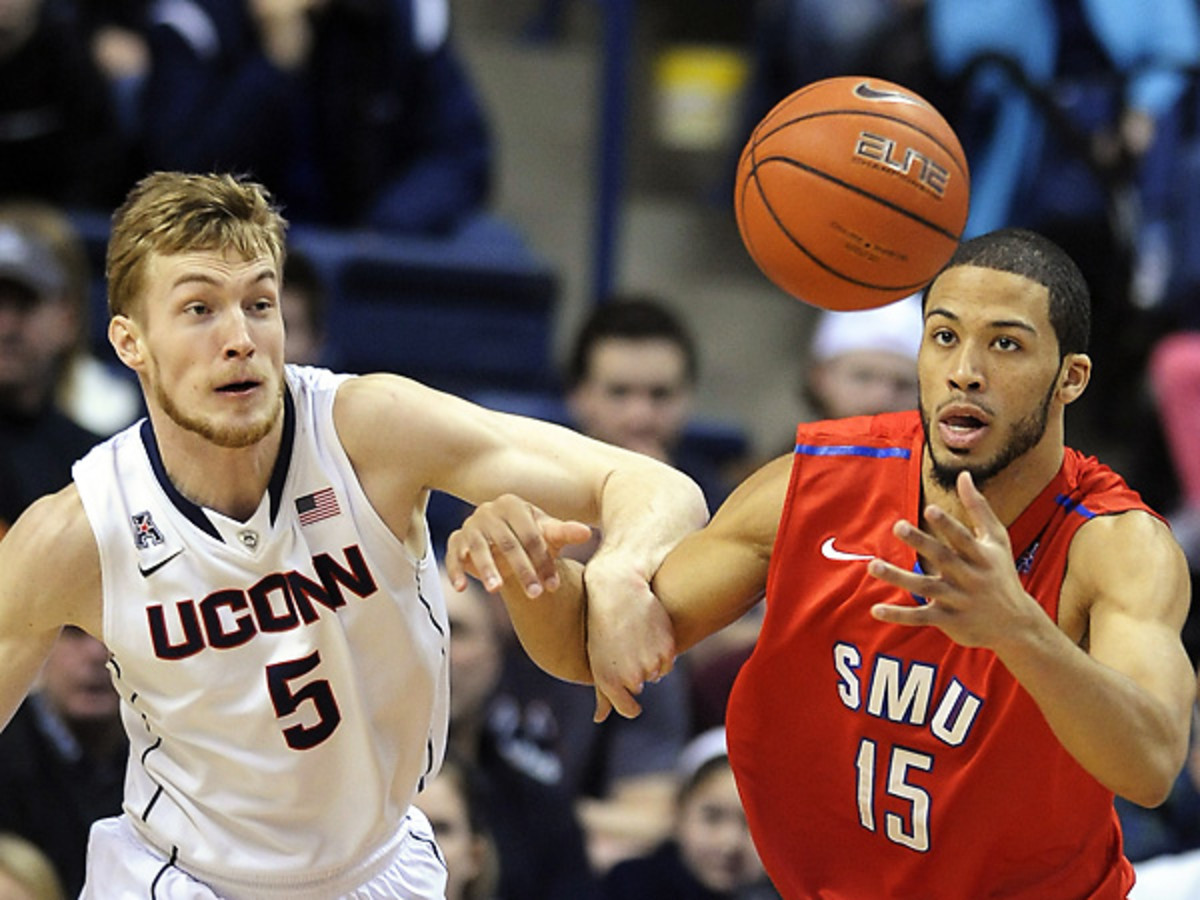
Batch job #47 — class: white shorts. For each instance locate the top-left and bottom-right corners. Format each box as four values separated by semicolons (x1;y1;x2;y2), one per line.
79;809;447;900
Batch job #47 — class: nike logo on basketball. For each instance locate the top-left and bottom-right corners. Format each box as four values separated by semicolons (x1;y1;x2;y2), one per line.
139;549;184;578
852;82;922;106
820;538;873;562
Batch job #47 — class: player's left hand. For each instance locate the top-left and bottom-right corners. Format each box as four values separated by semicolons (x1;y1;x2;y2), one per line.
583;552;676;722
866;470;1043;650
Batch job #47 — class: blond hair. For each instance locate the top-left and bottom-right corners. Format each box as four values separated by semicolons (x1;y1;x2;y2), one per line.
106;172;288;320
0;833;65;900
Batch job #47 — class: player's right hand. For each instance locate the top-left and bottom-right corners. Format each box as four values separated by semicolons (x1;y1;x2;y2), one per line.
444;494;591;598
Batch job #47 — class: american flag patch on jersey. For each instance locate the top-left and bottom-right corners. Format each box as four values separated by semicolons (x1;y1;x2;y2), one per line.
296;487;340;525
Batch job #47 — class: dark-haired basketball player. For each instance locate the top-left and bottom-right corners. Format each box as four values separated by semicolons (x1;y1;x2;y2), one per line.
449;228;1196;899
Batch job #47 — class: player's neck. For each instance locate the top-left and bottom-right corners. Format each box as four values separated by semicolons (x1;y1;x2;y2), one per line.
921;441;1065;528
148;411;285;522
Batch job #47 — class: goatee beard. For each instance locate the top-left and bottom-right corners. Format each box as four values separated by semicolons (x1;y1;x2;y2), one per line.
919;378;1056;491
153;375;285;449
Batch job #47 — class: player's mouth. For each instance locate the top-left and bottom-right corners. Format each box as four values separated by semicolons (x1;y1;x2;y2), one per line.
937;402;991;452
215;378;262;396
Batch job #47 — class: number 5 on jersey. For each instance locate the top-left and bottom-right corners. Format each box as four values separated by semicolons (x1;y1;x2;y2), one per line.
266;651;342;750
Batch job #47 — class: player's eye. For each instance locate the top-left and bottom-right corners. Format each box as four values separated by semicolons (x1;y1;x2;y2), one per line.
931;329;955;346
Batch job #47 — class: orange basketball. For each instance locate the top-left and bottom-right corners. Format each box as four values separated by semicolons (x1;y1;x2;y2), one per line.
735;76;970;311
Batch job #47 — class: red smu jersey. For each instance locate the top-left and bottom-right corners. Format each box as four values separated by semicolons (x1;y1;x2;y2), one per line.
727;411;1153;900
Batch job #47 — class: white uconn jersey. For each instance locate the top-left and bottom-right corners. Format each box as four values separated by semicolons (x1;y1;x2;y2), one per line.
72;366;449;888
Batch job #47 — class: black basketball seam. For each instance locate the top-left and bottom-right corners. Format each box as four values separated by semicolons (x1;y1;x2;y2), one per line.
749;81;826;148
753;153;962;243
752;109;969;180
739;158;953;293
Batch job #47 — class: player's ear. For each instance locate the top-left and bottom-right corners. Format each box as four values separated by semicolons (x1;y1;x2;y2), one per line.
109;314;147;372
1057;353;1091;404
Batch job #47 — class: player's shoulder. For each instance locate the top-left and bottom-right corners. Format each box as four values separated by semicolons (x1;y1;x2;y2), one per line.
796;410;921;448
1073;507;1181;563
1068;508;1188;609
6;484;90;553
0;485;100;629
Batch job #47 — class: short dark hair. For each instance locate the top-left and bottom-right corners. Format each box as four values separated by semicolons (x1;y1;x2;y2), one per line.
930;228;1091;357
566;295;698;389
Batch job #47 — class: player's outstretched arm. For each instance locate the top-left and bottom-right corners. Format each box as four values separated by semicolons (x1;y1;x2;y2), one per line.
337;374;709;712
448;454;787;719
1011;509;1194;806
869;471;1194;806
0;486;101;732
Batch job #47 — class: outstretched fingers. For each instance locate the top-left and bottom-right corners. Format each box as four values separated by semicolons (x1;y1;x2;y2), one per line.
445;495;591;596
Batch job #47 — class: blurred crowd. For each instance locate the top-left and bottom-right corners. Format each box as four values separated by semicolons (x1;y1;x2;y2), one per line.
4;0;1200;897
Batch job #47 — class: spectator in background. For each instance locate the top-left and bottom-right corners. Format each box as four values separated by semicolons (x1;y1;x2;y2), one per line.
0;204;140;528
1149;331;1200;569
802;293;923;421
566;296;733;510
0;201;142;437
416;754;501;900
70;0;152;142
0;0;131;209
141;0;491;233
281;249;329;365
484;296;717;872
599;728;779;900
0;833;64;900
443;571;600;900
1146;330;1200;662
0;627;125;895
0;205;102;524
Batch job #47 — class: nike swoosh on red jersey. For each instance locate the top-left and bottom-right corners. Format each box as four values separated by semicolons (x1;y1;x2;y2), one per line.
820;538;874;562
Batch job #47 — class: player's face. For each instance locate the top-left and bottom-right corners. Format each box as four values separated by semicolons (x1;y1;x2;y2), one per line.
121;250;286;449
569;338;692;462
676;762;765;892
917;265;1068;490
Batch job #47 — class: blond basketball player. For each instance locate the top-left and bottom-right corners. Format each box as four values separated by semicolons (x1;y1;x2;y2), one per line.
0;172;707;898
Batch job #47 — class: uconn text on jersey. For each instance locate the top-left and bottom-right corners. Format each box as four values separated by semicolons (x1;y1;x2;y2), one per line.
146;545;377;659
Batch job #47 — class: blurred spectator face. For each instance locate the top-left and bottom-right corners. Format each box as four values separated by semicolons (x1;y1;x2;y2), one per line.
0;0;39;59
805;294;923;420
418;769;486;900
39;626;118;724
0;221;77;415
569;338;693;462
809;349;919;419
0;279;75;416
675;760;764;893
281;282;323;365
443;578;503;728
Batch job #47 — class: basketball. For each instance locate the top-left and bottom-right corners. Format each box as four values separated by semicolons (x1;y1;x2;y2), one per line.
734;76;970;311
